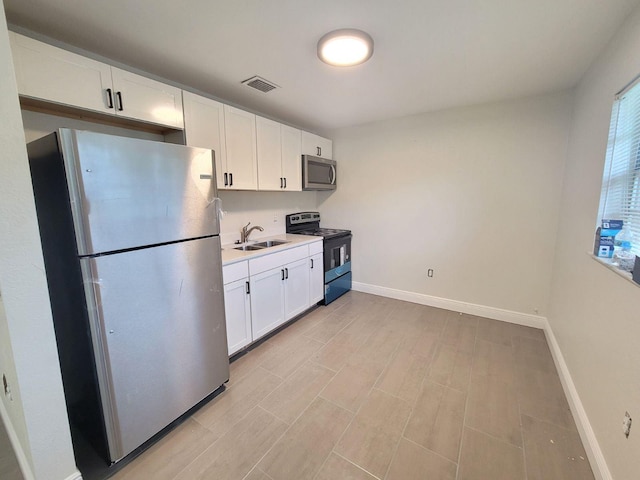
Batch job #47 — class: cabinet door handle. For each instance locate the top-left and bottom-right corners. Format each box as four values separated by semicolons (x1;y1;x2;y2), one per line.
284;177;287;189
229;173;233;186
310;258;314;269
116;91;124;111
281;269;285;281
285;267;289;279
317;146;321;156
224;172;228;186
280;177;283;188
246;281;250;294
106;88;114;109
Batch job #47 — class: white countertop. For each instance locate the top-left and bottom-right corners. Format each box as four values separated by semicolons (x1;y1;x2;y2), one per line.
221;233;321;266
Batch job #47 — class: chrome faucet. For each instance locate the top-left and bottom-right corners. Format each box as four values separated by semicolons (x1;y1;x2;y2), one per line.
241;222;264;243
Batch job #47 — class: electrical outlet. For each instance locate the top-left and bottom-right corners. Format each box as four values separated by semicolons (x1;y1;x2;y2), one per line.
623;411;632;438
273;214;278;223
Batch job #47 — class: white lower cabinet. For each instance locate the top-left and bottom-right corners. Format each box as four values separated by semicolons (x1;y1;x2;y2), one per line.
222;240;323;355
223;278;252;355
249;267;286;339
309;253;324;305
222;261;252;356
283;258;310;319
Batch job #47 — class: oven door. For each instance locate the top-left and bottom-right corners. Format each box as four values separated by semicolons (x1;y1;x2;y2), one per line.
302;155;336;190
324;234;352;282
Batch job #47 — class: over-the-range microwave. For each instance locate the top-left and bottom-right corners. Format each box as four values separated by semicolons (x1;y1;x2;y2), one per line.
302;155;337;191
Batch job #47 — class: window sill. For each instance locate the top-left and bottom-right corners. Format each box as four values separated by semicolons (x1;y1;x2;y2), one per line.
589;253;638;286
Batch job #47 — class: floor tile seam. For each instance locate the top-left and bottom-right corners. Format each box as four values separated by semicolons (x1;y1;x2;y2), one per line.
463;424;525;450
259;351;326;388
170;406;248;480
517;408;581;435
370;387;413;407
194;390;273;442
328;451;383;480
382;406;414;480
325;369;388;472
249;404;305;477
300;314;359;345
306;357;340;374
455;325;478;480
515;379;530;480
259;340;326;381
241;466;275;480
258;365;339;425
399;435;460;468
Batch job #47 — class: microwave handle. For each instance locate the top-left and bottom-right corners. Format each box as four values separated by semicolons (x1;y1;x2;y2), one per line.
329;165;336;185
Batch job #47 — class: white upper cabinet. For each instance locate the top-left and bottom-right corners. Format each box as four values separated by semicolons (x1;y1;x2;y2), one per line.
110;67;183;129
182;91;227;189
256;116;282;190
10;31;113;114
281;125;302;191
9;32;183;129
223;105;258;190
301;131;333;159
256;117;302;191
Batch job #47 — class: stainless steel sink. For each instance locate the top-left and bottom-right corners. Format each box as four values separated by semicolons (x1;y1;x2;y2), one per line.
253;240;289;248
233;245;265;251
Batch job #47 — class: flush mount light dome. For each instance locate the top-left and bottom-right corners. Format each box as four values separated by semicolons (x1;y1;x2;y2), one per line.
317;29;374;67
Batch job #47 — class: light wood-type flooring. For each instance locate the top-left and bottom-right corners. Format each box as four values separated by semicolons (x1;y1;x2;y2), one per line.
108;291;594;480
0;412;24;480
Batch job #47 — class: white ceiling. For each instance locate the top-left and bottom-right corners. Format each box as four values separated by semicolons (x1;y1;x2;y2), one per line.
4;0;640;131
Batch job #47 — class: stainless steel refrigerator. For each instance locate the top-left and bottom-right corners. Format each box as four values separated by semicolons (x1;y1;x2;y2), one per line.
28;129;229;465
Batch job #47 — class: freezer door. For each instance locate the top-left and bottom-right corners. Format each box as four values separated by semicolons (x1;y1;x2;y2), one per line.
81;236;229;462
60;129;219;256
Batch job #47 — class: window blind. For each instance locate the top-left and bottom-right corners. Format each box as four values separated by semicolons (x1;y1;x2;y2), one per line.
599;79;640;256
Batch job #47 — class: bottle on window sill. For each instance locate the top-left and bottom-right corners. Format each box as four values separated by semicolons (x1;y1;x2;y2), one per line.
613;228;634;272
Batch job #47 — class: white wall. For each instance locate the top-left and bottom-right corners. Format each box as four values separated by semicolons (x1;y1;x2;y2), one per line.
217;191;318;245
548;4;640;479
320;92;573;318
0;6;79;480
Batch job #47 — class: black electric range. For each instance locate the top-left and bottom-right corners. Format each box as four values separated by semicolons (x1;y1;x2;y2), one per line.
285;212;352;304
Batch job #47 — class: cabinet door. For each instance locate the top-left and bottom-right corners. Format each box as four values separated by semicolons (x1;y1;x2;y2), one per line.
224;105;258;190
256;116;283;191
250;267;285;339
111;67;184;129
309;253;324;305
223;278;252;355
284;258;310;320
281;125;302;191
10;32;113;114
301;131;333;159
183;91;227;189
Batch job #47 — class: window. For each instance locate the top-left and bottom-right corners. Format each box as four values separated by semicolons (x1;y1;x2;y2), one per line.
598;78;640;257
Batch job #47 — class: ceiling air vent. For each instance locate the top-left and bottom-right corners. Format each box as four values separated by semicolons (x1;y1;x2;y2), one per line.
241;75;279;93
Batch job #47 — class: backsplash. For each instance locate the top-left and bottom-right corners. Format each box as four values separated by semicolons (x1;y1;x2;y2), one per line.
218;190;318;245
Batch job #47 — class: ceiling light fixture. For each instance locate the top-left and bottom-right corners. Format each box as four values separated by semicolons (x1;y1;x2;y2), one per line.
317;29;374;67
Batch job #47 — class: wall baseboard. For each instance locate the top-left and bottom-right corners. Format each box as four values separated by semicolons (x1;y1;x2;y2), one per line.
0;400;34;480
352;281;546;328
351;281;611;480
543;320;612;480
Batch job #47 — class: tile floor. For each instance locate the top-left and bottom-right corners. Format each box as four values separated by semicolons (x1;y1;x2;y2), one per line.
111;291;594;480
0;414;24;480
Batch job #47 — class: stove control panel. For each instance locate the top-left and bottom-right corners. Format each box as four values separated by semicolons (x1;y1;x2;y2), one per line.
286;212;320;226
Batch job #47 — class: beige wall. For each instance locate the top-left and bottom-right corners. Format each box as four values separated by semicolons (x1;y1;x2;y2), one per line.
0;7;78;480
320;92;573;317
548;4;640;479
